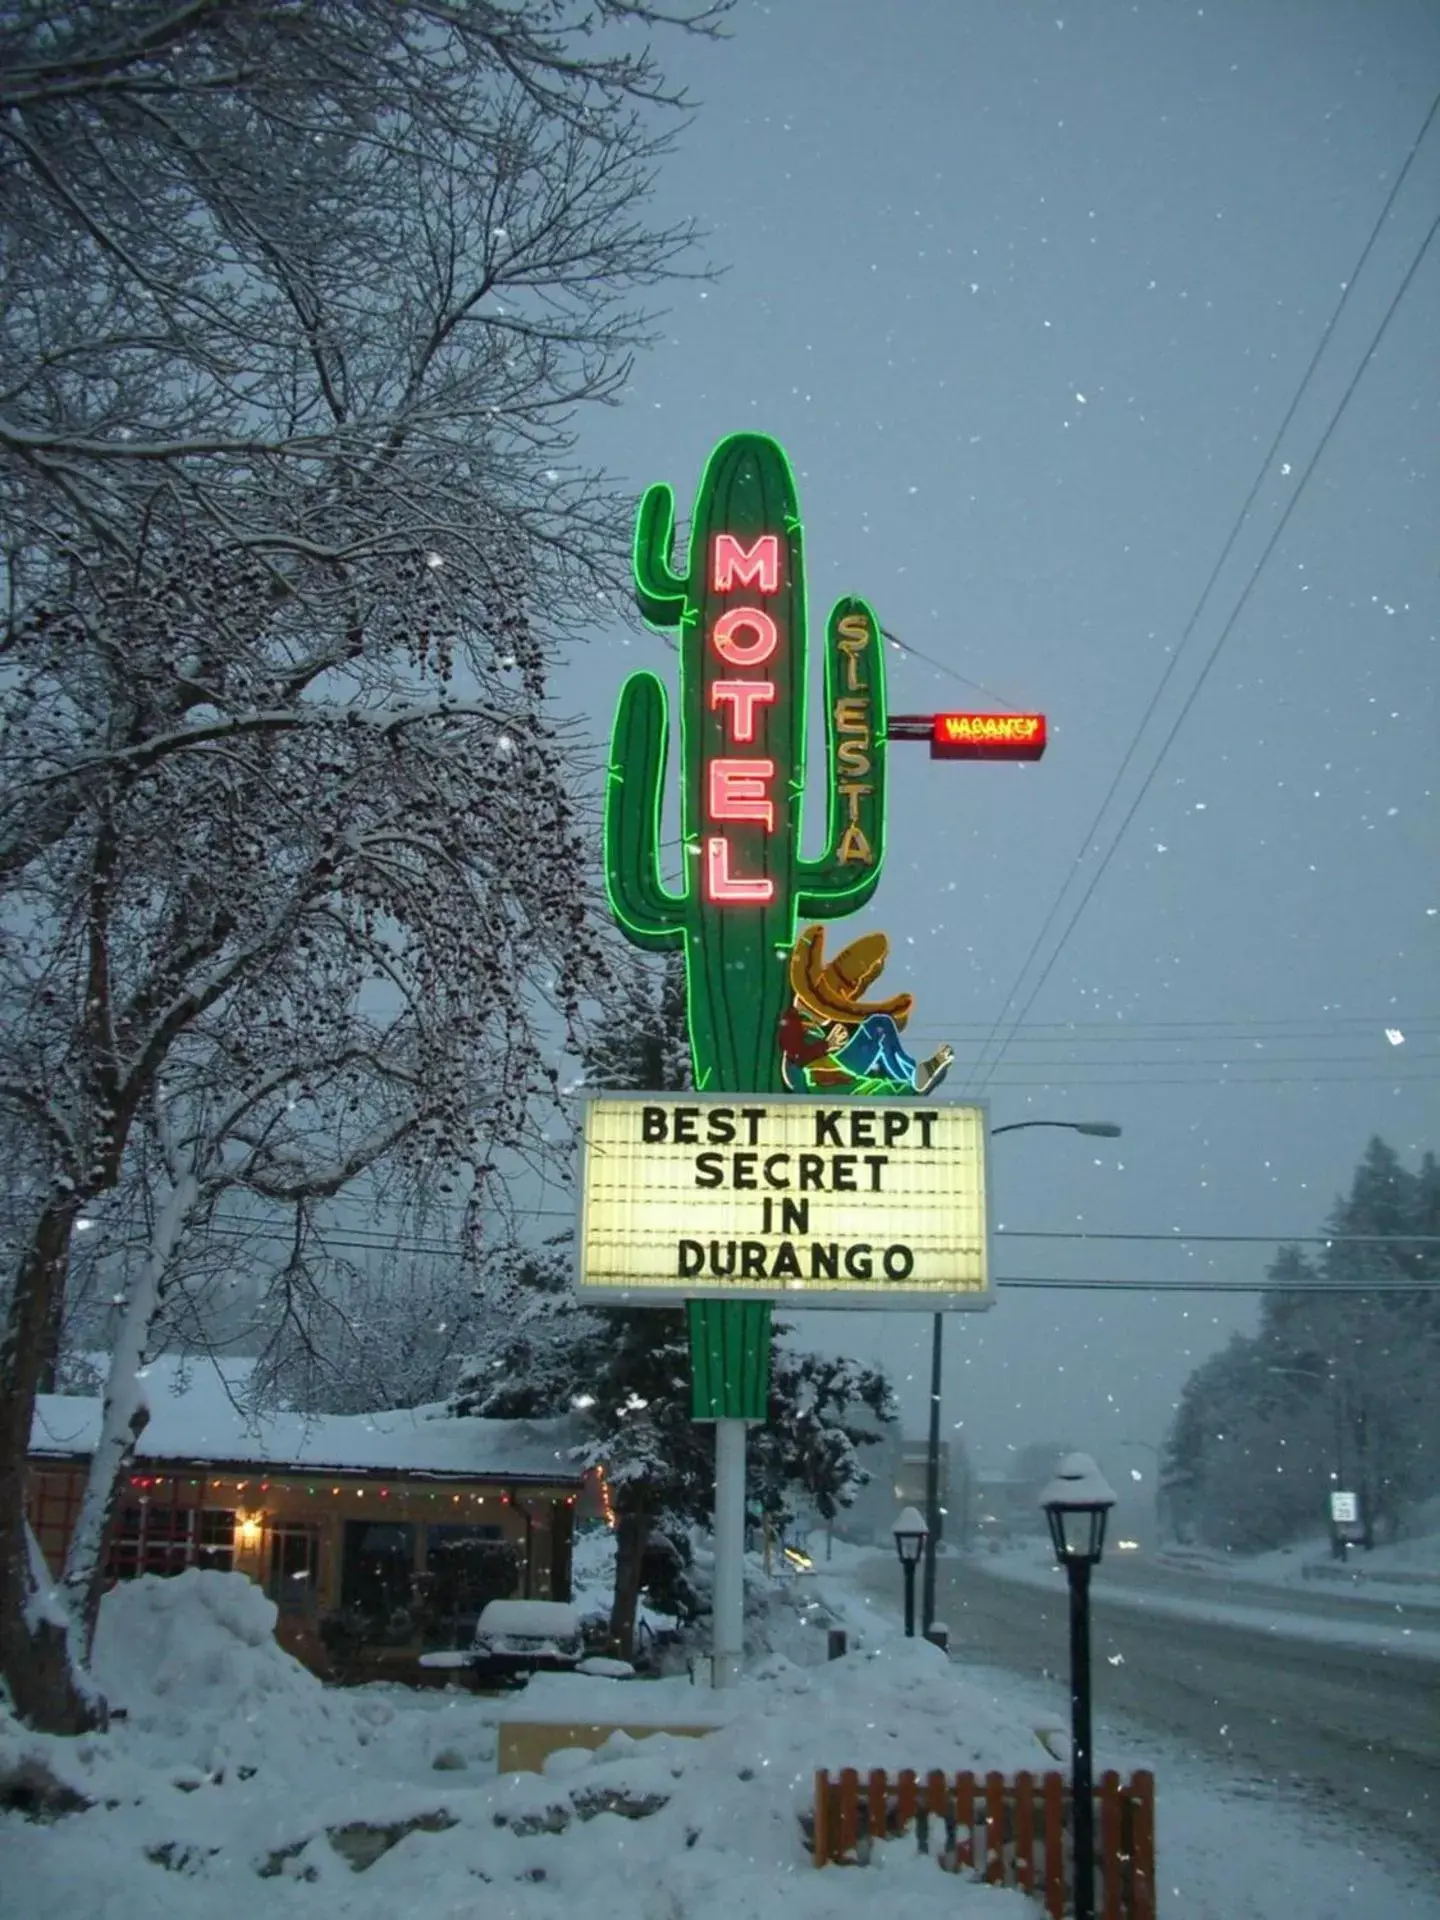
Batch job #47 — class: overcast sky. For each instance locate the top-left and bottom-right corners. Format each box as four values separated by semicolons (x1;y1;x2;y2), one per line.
559;0;1440;1495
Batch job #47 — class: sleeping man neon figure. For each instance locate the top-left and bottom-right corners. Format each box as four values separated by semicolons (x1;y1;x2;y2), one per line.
778;925;954;1097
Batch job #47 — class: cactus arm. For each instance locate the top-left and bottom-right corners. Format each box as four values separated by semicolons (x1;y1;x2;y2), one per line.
796;594;888;918
604;670;688;951
633;483;692;630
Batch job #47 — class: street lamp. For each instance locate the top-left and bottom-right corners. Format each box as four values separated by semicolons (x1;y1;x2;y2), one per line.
1041;1451;1117;1920
919;1119;1122;1641
1265;1360;1354;1560
892;1506;928;1638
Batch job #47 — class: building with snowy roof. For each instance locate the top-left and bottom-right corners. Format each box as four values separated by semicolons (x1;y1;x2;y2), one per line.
27;1356;591;1682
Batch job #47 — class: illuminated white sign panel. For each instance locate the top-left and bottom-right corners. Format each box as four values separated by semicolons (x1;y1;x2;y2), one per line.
1329;1491;1358;1526
578;1094;991;1309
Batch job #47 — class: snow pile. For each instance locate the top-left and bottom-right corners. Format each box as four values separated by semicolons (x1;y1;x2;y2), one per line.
5;1558;1440;1919
0;1574;1043;1920
97;1570;309;1721
88;1570;419;1792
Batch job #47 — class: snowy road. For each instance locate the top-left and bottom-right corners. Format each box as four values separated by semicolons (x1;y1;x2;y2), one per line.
861;1552;1440;1879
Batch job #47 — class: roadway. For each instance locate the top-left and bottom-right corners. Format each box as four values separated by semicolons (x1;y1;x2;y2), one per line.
860;1548;1440;1877
1089;1543;1440;1630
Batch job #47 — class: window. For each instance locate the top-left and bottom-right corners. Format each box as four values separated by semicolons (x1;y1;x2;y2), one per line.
108;1498;234;1582
197;1508;235;1573
265;1526;319;1612
340;1521;417;1642
421;1525;517;1648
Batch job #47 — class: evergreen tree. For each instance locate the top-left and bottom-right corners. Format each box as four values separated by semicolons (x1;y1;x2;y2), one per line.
452;953;896;1654
1163;1137;1439;1551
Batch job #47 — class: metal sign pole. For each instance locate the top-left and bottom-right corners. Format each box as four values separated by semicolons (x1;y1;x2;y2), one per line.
713;1417;747;1686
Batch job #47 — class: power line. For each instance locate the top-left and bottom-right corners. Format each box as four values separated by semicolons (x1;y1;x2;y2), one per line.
970;203;1440;1097
993;1276;1435;1293
145;1221;1440;1291
963;91;1440;1100
940;1075;1436;1090
929;1020;1440;1039
960;1055;1440;1078
879;626;1024;713
177;1214;1440;1261
936;1015;1440;1030
995;1230;1440;1247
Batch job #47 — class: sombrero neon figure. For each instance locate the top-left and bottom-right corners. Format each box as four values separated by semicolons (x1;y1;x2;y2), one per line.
778;925;954;1096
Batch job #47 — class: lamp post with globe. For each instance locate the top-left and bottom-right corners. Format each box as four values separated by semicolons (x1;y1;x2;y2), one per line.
891;1506;928;1639
1041;1451;1117;1920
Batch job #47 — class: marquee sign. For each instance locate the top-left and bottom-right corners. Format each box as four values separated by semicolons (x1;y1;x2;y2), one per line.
578;1094;991;1310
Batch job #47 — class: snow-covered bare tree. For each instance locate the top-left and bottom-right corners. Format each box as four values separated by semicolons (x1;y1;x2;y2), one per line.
0;0;726;1731
248;1240;500;1418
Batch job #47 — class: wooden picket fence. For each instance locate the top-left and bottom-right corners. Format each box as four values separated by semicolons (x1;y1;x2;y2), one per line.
811;1766;1155;1919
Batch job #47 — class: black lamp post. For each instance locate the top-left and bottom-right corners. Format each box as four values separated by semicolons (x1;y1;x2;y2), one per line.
919;1121;1122;1641
892;1506;928;1638
1041;1452;1116;1920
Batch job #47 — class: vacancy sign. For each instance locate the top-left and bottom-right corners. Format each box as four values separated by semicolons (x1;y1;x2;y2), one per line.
931;712;1047;760
578;1095;991;1310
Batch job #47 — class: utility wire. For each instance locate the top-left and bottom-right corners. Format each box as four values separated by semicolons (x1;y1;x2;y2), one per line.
879;625;1024;712
992;1276;1435;1293
904;1051;1440;1066
994;1230;1440;1247
172;1214;1440;1259
980;1079;1437;1089
920;1015;1440;1033
963;1074;1440;1086
971;205;1440;1097
963;90;1440;1099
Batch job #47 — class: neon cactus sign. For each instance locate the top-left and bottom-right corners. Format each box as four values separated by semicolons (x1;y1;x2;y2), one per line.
606;433;888;1096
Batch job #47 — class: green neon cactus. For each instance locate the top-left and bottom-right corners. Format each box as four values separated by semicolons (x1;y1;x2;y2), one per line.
606;433;888;1098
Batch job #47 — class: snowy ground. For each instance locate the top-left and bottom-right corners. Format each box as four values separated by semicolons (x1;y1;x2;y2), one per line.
3;1535;1438;1920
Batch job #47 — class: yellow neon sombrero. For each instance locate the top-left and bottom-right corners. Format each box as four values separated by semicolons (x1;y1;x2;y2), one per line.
788;924;913;1029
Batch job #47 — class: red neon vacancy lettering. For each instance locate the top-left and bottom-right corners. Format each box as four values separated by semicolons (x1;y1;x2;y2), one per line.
710;679;776;744
705;836;773;903
712;533;780;595
711;605;778;669
930;711;1048;760
708;757;776;831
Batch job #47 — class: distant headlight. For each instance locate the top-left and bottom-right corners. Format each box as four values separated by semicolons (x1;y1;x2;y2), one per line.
1115;1539;1140;1551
